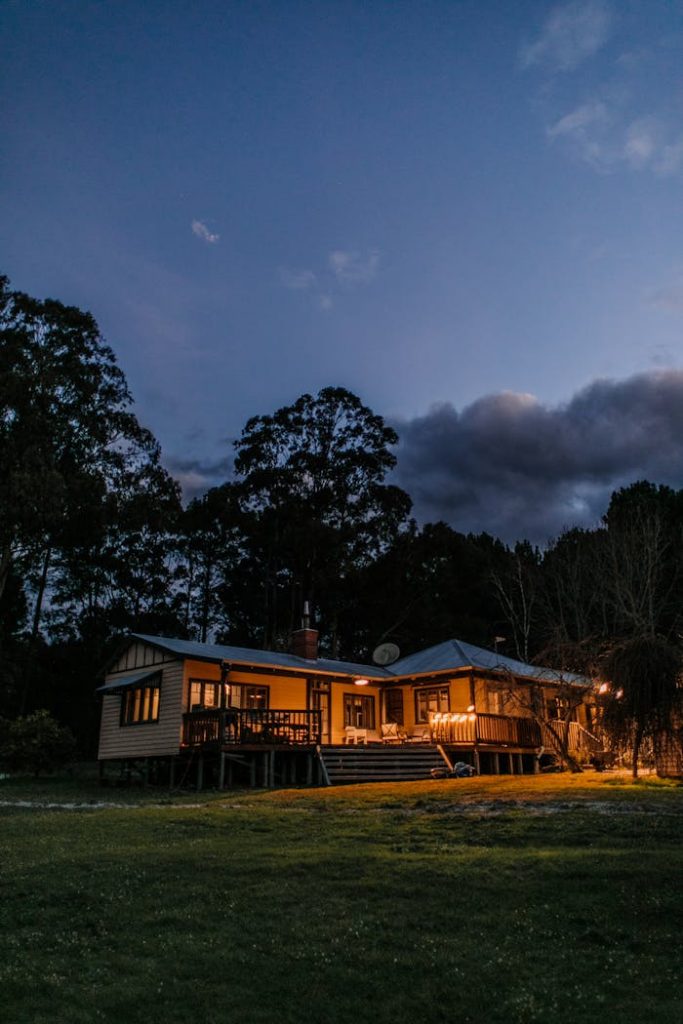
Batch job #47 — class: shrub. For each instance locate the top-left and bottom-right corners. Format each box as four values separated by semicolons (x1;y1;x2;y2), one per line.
0;710;77;776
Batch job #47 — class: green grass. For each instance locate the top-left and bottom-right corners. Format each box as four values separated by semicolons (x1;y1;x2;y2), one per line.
1;773;682;1024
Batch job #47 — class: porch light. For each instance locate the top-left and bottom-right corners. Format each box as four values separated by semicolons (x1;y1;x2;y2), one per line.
354;677;369;686
467;703;475;712
598;683;609;694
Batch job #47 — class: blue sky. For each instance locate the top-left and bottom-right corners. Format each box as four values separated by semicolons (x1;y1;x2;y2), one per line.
3;1;683;540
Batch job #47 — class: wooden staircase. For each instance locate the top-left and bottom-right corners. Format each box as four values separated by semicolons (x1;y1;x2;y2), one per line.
319;744;449;785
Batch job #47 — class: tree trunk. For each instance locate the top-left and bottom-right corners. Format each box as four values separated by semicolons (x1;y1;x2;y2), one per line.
632;725;643;780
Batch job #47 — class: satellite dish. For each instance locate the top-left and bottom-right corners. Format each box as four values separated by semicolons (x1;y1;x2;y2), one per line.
372;642;400;666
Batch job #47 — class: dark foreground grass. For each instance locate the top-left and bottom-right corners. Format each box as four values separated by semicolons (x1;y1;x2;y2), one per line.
1;773;682;1024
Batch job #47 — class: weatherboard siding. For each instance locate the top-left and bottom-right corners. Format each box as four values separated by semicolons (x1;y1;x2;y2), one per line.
98;660;184;760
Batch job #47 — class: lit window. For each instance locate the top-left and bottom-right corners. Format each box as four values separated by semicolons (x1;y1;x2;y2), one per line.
415;686;450;723
120;677;161;726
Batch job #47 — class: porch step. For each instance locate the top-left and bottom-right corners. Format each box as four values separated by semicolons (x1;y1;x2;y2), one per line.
320;744;449;785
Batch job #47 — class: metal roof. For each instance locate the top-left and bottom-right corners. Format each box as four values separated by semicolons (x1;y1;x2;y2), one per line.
97;668;162;693
131;634;391;679
387;639;588;685
102;634;586;688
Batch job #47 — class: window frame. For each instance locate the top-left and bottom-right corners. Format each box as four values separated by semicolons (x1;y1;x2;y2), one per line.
188;678;269;712
343;692;376;729
414;685;450;723
120;675;161;727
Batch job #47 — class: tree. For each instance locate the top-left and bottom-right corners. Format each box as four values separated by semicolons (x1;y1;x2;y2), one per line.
234;387;412;654
601;635;682;779
176;483;243;642
0;277;138;601
491;540;541;663
0;276;183;714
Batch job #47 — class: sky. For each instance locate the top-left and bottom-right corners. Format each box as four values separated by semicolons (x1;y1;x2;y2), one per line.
2;0;683;543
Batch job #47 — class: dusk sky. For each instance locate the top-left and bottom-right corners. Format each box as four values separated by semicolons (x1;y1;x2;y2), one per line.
3;0;683;543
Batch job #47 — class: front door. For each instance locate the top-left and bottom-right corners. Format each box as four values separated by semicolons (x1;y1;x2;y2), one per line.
309;680;331;743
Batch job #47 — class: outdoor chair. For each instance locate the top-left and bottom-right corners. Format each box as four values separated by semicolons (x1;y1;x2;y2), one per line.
409;725;432;743
344;725;367;745
380;722;406;744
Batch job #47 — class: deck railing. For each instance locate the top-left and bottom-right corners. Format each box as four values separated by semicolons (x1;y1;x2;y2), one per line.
430;712;542;748
183;708;322;747
542;719;603;754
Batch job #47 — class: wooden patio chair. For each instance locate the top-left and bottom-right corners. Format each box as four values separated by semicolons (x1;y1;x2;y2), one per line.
344;725;368;745
380;722;406;744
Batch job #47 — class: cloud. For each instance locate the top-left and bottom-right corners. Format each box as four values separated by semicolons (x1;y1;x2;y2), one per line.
520;1;612;72
546;104;683;176
278;267;317;290
191;220;220;244
393;371;683;544
163;454;234;500
329;249;380;285
547;100;608;139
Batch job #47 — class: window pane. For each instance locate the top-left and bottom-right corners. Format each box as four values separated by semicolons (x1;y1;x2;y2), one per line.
151;688;160;720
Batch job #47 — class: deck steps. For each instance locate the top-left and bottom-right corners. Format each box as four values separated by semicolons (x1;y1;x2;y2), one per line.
320;744;449;785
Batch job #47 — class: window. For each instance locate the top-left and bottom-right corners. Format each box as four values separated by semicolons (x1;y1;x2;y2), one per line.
120;676;160;726
344;693;376;729
190;679;221;709
415;686;450;723
486;685;506;715
189;679;269;711
385;689;404;725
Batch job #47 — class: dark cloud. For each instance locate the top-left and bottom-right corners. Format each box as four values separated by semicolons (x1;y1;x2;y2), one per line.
393;371;683;544
163;453;234;501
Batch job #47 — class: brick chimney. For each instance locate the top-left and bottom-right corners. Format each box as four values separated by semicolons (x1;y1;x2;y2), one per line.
290;601;319;661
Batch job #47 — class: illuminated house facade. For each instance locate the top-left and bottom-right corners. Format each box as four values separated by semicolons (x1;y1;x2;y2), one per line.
97;630;601;786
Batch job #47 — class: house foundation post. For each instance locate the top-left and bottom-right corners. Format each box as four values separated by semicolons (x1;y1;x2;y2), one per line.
493;753;500;775
219;752;226;790
196;755;204;791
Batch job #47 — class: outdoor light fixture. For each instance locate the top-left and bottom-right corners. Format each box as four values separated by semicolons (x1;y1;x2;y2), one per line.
354;677;369;686
598;682;609;694
467;703;475;712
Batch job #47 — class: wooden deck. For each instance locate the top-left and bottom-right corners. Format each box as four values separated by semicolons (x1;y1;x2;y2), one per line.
183;708;322;748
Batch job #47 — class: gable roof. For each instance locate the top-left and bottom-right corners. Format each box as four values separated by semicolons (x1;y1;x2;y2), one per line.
130;634;390;679
119;633;587;687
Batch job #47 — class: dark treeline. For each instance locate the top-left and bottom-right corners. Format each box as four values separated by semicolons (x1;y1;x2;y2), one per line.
3;276;683;754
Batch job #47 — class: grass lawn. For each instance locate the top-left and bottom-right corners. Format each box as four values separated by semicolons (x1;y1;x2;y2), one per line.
1;771;682;1024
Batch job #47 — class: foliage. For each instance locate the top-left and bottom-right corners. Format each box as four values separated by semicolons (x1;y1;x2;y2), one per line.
0;709;76;775
233;386;412;653
601;635;682;778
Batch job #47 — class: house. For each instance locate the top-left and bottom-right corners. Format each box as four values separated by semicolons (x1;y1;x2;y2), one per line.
97;625;601;787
